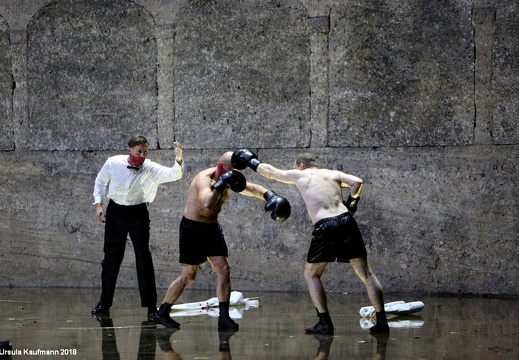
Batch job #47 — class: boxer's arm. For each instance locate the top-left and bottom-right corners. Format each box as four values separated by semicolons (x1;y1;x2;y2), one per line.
197;170;224;208
339;172;363;198
241;181;269;199
256;163;299;184
211;170;246;193
242;181;291;221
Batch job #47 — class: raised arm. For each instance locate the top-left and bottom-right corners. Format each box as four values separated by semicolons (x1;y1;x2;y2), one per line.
339;172;363;198
230;148;300;184
173;141;183;165
194;168;224;210
256;163;300;184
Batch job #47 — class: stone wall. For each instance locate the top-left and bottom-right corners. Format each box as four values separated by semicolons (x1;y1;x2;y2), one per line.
0;0;517;296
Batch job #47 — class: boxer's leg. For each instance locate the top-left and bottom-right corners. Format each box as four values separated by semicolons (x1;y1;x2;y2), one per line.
304;262;334;335
350;257;389;333
154;264;198;328
304;262;328;313
208;256;231;302
209;255;239;330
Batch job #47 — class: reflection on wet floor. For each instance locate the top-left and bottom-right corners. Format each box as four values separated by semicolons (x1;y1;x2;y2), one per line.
0;288;517;359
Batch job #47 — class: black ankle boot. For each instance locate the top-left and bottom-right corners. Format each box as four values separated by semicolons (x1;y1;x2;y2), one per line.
218;301;239;330
91;303;110;316
147;306;158;321
305;310;334;335
218;315;239;330
153;303;180;328
370;311;390;333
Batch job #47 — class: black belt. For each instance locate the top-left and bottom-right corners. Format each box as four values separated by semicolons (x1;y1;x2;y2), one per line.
109;199;147;208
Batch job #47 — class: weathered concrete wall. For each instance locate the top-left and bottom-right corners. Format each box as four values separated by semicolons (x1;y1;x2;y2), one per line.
174;1;311;148
0;0;517;296
27;0;158;150
329;1;474;147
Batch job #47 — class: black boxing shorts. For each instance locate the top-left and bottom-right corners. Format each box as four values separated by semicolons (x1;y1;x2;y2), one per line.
307;212;367;263
178;217;229;265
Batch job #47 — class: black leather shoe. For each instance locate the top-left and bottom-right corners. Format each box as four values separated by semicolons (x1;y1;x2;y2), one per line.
91;304;110;316
305;321;334;335
153;312;180;328
218;315;239;330
148;307;158;322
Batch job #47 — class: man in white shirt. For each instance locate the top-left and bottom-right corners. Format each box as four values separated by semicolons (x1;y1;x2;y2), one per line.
91;135;184;320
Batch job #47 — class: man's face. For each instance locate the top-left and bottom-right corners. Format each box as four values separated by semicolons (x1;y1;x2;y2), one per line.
128;144;149;166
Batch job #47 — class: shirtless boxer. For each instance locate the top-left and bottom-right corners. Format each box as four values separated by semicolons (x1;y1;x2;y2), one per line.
154;152;290;330
231;149;389;335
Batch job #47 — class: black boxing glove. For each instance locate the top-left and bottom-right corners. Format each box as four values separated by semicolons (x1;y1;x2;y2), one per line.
211;170;247;193
344;195;360;216
263;190;291;221
231;149;262;171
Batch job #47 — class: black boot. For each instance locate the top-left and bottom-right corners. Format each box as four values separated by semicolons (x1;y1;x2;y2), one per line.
218;301;239;330
305;309;334;335
147;306;157;322
91;303;110;316
153;303;180;328
369;310;390;334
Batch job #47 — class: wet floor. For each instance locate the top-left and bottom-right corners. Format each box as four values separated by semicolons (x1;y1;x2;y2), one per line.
0;288;517;359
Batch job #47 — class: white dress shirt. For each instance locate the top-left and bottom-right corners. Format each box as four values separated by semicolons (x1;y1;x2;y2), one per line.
93;155;183;206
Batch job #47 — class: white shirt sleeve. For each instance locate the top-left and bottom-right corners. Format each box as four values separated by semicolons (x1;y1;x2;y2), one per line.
145;159;184;184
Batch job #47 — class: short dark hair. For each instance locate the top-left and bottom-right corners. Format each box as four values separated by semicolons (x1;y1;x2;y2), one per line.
128;135;148;148
295;152;317;168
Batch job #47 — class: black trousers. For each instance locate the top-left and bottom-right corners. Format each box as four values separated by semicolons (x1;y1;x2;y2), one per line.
99;200;157;309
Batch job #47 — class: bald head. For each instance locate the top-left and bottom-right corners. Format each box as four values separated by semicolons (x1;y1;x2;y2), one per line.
219;151;234;171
